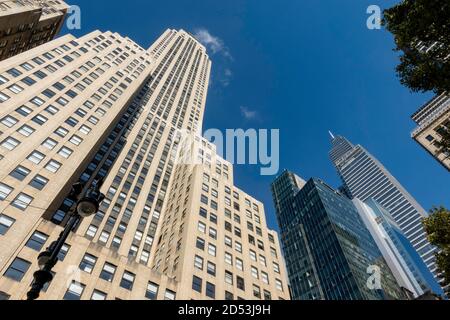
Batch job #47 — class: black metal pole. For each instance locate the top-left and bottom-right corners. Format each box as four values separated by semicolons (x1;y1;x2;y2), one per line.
26;179;104;300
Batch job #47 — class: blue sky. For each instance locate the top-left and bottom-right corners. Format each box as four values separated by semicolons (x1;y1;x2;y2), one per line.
64;0;449;231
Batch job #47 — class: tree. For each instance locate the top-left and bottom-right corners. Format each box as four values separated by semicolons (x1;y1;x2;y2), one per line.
383;0;450;94
423;207;450;290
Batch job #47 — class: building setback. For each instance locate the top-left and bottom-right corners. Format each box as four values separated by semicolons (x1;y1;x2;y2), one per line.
0;0;69;61
411;92;450;171
271;170;406;300
328;134;444;290
0;29;289;300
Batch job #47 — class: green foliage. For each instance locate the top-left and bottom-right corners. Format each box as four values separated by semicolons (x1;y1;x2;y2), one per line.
383;0;450;94
423;207;450;289
435;121;450;158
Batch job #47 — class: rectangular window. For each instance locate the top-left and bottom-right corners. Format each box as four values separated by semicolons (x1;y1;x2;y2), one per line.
91;290;107;300
45;160;62;173
10;166;30;181
25;231;48;251
192;275;202;293
63;281;85;300
120;271;135;290
17;125;34;137
206;282;215;299
11;193;33;210
99;263;116;282
146;282;159;300
28;151;45;164
194;255;204;270
164;290;176;300
4;258;31;281
29;175;49;190
79;253;97;274
207;261;216;276
0;183;13;200
0;214;15;235
1;137;20;150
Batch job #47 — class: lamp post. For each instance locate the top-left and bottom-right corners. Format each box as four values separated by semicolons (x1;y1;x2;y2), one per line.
27;179;105;300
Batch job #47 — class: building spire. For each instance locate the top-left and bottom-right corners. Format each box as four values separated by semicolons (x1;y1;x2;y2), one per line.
328;131;335;141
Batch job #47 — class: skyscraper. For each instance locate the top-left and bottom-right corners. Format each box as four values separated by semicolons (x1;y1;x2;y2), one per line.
329;134;443;289
271;170;406;300
411;92;450;171
353;198;442;297
0;29;289;300
0;0;69;61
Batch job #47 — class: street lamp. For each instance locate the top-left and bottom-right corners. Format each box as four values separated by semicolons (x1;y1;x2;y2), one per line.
27;179;105;300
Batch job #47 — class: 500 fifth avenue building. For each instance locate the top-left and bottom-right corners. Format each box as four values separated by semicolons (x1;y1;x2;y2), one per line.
271;171;406;300
0;29;289;300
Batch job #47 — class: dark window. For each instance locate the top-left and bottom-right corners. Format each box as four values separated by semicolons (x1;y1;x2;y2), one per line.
25;231;48;251
196;237;205;250
99;263;116;282
237;276;245;291
10;166;30;181
29;175;49;190
4;258;31;281
120;271;135;290
206;282;215;298
145;282;159;300
79;253;97;274
192;276;202;293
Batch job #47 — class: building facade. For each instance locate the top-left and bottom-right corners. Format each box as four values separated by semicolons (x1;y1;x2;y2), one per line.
271;170;406;300
0;0;69;61
353;198;443;297
0;28;289;300
411;92;450;171
328;134;444;290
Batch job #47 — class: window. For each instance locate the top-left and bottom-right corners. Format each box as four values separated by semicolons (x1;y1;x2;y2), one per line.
27;151;45;164
237;276;245;291
99;263;116;282
0;92;10;102
79;253;97;273
208;243;216;257
225;271;233;285
120;271;135;290
45;160;62;173
4;258;31;281
63;281;85;300
225;291;234;300
192;276;202;293
17;125;34;137
206;282;215;299
1;115;18;127
198;221;206;234
8;84;23;94
196;237;205;250
194;255;204;270
55;127;69;137
1;137;20;150
225;252;233;265
91;290;107;300
253;285;261;299
99;231;110;243
10;166;30;181
86;225;98;237
11;193;33;210
0;183;13;200
69;135;83;146
164;290;176;300
236;258;244;271
275;279;283;291
42;138;58;150
32;114;48;125
273;262;280;274
251;266;259;279
250;250;257;262
0;214;15;235
146;282;159;300
58;146;73;158
207;261;216;276
25;231;48;251
262;271;269;284
29;175;49;190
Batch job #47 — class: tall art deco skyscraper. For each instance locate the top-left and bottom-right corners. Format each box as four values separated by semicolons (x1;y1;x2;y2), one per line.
329;134;443;291
0;29;289;300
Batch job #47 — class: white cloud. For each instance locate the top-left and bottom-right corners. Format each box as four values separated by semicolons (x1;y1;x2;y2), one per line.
193;28;232;60
240;106;259;121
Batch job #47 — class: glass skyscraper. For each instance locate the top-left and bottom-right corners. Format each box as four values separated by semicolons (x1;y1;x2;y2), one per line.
328;134;442;289
271;170;406;300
